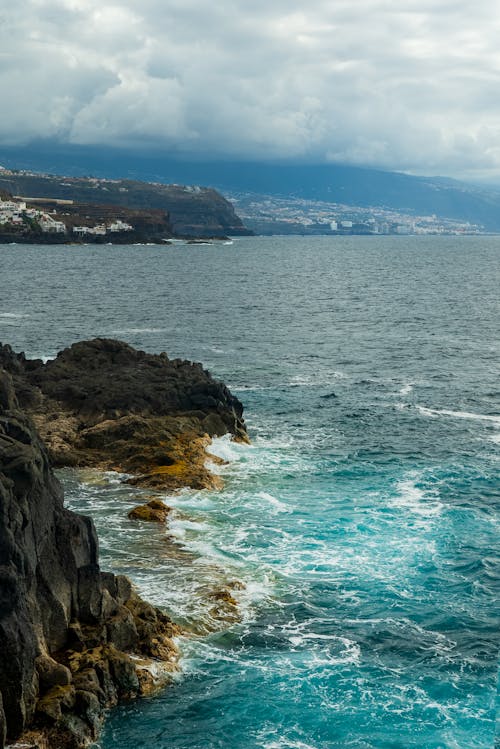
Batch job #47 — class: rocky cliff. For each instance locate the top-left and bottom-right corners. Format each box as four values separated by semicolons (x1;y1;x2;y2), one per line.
0;339;248;747
0;370;180;749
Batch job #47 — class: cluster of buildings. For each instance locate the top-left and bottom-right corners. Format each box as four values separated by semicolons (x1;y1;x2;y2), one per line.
0;199;67;233
0;197;133;237
72;220;133;237
231;193;484;236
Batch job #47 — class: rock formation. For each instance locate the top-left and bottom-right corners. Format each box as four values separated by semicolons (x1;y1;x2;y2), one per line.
128;499;172;523
0;338;247;490
0;339;248;747
0;369;180;749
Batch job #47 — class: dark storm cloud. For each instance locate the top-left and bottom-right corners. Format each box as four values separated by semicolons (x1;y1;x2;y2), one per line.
1;0;499;177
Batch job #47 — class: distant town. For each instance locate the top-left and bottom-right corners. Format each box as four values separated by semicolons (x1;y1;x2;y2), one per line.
0;165;491;240
229;192;487;235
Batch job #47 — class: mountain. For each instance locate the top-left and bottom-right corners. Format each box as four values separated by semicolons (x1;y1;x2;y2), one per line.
1;143;500;230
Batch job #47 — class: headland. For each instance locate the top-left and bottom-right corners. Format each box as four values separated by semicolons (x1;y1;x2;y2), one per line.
0;169;253;243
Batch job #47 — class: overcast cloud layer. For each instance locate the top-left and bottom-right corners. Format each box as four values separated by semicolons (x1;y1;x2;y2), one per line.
1;0;500;178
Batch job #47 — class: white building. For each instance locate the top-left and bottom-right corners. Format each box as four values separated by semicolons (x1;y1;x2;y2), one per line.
73;225;106;236
108;220;133;232
0;200;26;213
39;214;67;233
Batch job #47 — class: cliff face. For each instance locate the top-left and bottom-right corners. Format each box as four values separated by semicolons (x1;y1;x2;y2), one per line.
0;370;180;748
0;339;247;747
0;173;252;238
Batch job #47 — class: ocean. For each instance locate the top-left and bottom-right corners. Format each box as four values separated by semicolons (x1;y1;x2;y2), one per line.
0;236;498;749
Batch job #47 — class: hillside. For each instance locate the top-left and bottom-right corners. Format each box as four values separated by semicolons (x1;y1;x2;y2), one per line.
1;144;500;231
0;170;252;238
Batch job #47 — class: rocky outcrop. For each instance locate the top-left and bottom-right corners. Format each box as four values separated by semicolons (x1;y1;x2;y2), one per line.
0;369;180;749
128;499;172;523
0;338;247;490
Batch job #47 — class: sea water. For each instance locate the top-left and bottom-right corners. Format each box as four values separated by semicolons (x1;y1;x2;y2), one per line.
0;236;498;748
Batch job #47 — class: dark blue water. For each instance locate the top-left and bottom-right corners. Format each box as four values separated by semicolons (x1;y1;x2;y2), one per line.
1;236;499;749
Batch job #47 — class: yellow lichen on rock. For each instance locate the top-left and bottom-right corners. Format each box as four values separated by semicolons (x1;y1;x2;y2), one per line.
128;499;172;523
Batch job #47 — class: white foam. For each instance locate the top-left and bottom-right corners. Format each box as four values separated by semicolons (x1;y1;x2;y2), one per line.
168;517;208;539
391;475;443;518
288;372;346;386
261;742;319;749
230;384;277;391
110;328;168;334
399;383;414;395
0;312;29;318
417;405;500;426
395;402;409;411
209;434;247;462
256;490;291;515
166;493;216;510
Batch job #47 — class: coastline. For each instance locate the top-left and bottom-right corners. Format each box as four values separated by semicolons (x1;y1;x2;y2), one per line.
0;339;248;748
1;237;498;749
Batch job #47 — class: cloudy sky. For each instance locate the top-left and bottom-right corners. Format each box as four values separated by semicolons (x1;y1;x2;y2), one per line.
1;0;499;179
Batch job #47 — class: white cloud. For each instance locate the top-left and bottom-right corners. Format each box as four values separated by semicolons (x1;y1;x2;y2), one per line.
1;0;500;177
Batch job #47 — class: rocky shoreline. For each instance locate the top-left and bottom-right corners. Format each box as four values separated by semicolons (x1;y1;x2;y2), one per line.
0;339;248;748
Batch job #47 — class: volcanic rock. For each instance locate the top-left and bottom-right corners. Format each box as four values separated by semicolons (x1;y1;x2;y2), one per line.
128;499;172;523
0;369;180;749
0;338;248;490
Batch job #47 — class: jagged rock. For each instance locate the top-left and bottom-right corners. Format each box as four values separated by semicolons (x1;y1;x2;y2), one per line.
0;369;181;749
0;338;248;490
207;587;242;625
35;656;72;692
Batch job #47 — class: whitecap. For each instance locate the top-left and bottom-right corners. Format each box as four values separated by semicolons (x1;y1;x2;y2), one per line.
261;741;320;749
256;490;291;514
0;312;29;318
166;493;216;510
288;372;346;387
391;473;443;517
168;517;208;540
110;328;168;334
395;402;410;411
417;405;500;425
399;383;414;395
209;433;247;462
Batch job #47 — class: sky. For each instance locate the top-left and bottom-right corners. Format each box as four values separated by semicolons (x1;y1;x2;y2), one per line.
1;0;500;180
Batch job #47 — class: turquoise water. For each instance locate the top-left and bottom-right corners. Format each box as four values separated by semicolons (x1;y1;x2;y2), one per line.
0;236;499;748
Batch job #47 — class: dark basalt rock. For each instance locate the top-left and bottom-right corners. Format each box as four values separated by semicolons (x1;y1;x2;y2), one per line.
0;339;247;490
0;370;180;749
0;337;246;438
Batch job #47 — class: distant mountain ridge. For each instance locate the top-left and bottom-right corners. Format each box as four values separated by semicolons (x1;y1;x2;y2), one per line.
1;143;500;230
